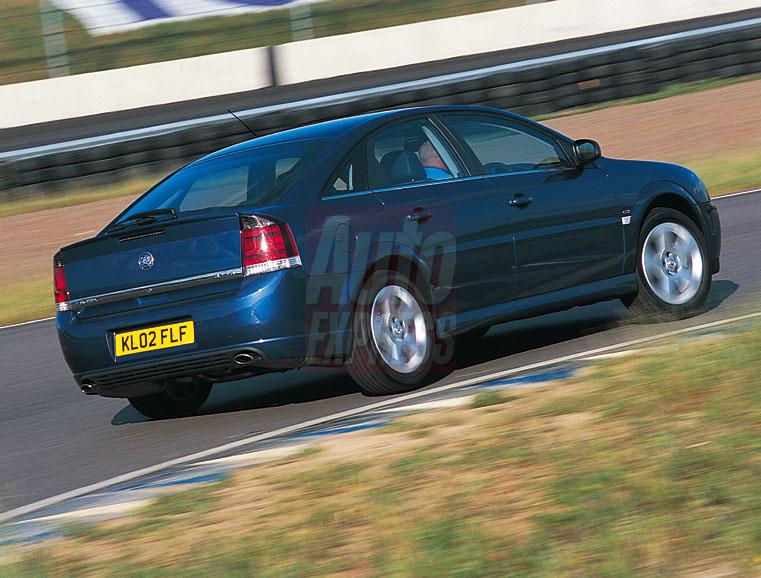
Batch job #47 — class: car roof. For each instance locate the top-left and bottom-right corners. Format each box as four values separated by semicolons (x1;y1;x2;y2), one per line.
195;105;562;164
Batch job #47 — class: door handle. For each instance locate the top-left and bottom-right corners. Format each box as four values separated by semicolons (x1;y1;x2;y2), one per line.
508;194;534;208
406;208;433;223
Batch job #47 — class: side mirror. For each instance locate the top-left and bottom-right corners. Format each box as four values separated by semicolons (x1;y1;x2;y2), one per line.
574;139;602;166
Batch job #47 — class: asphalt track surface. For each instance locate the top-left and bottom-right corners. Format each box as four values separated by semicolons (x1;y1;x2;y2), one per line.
0;191;758;513
3;7;761;153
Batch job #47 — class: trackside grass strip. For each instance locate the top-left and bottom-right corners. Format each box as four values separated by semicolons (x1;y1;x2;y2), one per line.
686;151;761;197
0;277;52;327
5;320;761;576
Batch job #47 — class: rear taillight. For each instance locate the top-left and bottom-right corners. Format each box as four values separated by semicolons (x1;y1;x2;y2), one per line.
240;215;301;277
53;254;70;312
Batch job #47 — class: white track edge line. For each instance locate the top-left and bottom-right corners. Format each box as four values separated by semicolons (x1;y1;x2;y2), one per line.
0;317;55;331
2;309;760;525
715;187;761;199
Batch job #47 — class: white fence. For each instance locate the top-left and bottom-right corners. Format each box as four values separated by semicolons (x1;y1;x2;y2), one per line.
2;0;761;129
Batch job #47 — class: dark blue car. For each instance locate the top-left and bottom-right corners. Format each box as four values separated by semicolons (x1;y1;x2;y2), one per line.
54;106;721;419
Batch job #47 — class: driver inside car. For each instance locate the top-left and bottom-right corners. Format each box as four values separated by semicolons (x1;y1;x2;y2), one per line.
418;140;452;181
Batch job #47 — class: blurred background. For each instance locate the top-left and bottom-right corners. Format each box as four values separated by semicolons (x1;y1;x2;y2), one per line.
2;2;761;575
4;0;547;83
2;0;760;206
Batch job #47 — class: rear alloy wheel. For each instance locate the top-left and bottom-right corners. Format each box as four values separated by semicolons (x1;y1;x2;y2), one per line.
128;378;212;420
626;208;710;319
347;271;438;395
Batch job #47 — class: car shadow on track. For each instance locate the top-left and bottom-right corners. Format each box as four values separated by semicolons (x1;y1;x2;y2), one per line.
453;280;738;368
703;279;739;310
451;298;638;371
111;280;738;425
111;369;359;425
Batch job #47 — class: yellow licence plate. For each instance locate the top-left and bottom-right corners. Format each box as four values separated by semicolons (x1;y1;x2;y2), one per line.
115;321;195;357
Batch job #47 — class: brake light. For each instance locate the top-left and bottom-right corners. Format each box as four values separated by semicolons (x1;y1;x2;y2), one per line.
240;215;301;277
53;254;71;312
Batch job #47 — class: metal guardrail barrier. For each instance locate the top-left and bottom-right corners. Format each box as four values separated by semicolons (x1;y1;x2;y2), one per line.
1;16;760;198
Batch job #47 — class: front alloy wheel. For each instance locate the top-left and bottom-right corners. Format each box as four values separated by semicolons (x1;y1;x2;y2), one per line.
641;221;704;305
626;207;711;319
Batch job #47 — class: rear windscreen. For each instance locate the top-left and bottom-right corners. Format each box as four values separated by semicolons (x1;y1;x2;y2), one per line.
118;140;323;221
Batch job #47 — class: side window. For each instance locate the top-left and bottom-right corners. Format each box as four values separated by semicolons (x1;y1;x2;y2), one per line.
179;164;248;211
443;114;570;174
325;142;367;197
367;118;464;189
275;157;300;180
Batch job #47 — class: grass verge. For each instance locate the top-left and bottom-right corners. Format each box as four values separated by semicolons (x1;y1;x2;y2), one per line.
0;138;756;223
685;150;761;197
0;276;52;327
5;322;761;576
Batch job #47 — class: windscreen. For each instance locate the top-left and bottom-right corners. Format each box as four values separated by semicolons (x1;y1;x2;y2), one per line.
118;140;323;223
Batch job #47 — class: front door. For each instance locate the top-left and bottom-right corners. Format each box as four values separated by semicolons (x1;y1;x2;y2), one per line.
439;112;623;300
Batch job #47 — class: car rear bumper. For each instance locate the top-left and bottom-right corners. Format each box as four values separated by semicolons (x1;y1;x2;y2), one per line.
58;269;312;398
77;343;303;398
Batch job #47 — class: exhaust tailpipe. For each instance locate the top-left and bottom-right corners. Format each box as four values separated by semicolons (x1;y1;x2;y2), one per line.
233;351;259;366
81;381;97;395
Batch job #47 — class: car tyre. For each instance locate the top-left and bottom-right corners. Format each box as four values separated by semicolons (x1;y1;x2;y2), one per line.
128;378;212;419
625;207;711;320
347;270;440;396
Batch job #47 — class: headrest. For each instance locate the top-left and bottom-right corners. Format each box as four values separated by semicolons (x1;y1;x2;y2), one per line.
382;151;426;185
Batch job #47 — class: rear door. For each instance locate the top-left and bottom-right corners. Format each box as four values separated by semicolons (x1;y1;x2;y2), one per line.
439;112;623;300
365;117;516;317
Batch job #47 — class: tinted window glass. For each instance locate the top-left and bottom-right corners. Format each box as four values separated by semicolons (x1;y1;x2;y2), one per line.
443;114;570;174
119;140;322;221
367;119;464;189
180;164;248;212
325;142;367;197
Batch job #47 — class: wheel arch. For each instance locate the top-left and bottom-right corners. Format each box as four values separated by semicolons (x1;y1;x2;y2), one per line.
637;189;702;232
353;252;435;310
625;182;707;274
344;249;440;352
